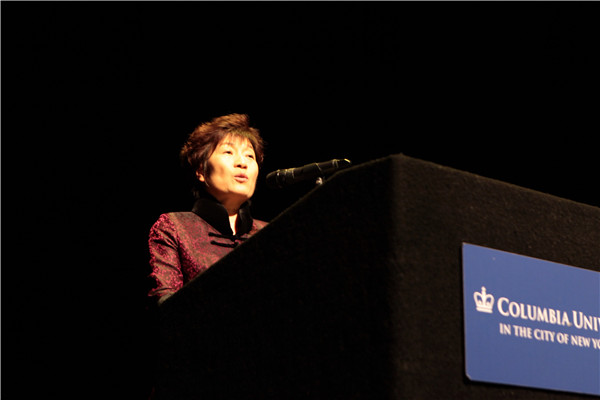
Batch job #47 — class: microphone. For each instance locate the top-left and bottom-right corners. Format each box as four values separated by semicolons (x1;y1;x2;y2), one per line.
266;158;352;188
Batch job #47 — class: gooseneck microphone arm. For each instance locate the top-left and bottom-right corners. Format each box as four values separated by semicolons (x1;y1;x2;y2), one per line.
265;159;352;188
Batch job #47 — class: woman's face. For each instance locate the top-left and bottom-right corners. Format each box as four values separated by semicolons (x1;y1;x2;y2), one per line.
198;135;259;210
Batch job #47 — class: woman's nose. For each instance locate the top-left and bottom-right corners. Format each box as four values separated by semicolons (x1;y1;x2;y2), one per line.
235;155;247;168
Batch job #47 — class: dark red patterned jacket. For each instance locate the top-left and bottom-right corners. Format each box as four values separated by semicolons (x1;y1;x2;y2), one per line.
147;196;267;302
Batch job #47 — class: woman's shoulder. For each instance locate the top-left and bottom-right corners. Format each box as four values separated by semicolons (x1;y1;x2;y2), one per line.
150;212;215;246
151;211;207;230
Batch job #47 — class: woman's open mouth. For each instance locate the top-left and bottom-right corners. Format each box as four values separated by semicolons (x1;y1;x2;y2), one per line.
234;174;249;183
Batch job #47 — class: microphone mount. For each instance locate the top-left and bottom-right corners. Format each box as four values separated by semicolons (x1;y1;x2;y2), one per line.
266;158;352;188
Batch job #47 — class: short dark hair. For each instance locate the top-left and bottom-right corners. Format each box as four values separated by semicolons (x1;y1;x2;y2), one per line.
180;113;265;198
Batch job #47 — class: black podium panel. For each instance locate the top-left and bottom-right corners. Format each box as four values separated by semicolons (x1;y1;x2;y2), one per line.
155;155;600;399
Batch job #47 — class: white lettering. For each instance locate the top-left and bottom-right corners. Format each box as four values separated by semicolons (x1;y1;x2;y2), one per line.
509;302;520;318
560;311;571;327
572;311;600;331
526;304;536;320
571;335;591;348
497;297;509;316
512;324;532;339
557;332;569;344
494;296;597;331
584;315;593;330
537;307;548;323
573;311;583;329
533;328;556;342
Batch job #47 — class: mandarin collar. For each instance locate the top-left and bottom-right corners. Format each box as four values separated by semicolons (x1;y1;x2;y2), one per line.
191;195;254;237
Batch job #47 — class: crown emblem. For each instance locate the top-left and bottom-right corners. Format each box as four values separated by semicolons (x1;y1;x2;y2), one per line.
474;286;494;313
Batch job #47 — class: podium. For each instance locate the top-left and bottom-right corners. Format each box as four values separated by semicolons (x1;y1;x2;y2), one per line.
154;155;600;399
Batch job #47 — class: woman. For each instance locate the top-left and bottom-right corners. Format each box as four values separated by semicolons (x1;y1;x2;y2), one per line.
147;113;267;304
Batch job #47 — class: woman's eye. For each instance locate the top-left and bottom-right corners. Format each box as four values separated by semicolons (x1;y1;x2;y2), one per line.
246;154;255;159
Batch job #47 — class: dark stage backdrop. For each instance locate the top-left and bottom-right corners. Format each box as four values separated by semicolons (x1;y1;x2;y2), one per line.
3;2;599;399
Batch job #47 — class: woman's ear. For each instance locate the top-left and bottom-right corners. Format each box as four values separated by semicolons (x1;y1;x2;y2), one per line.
196;170;205;183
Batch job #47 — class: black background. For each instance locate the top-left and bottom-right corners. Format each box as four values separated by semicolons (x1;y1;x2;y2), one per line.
3;2;599;398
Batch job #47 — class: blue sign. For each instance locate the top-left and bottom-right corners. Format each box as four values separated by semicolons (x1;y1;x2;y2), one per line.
462;243;600;396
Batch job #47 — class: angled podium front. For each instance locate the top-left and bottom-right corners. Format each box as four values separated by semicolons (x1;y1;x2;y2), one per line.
154;155;600;399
